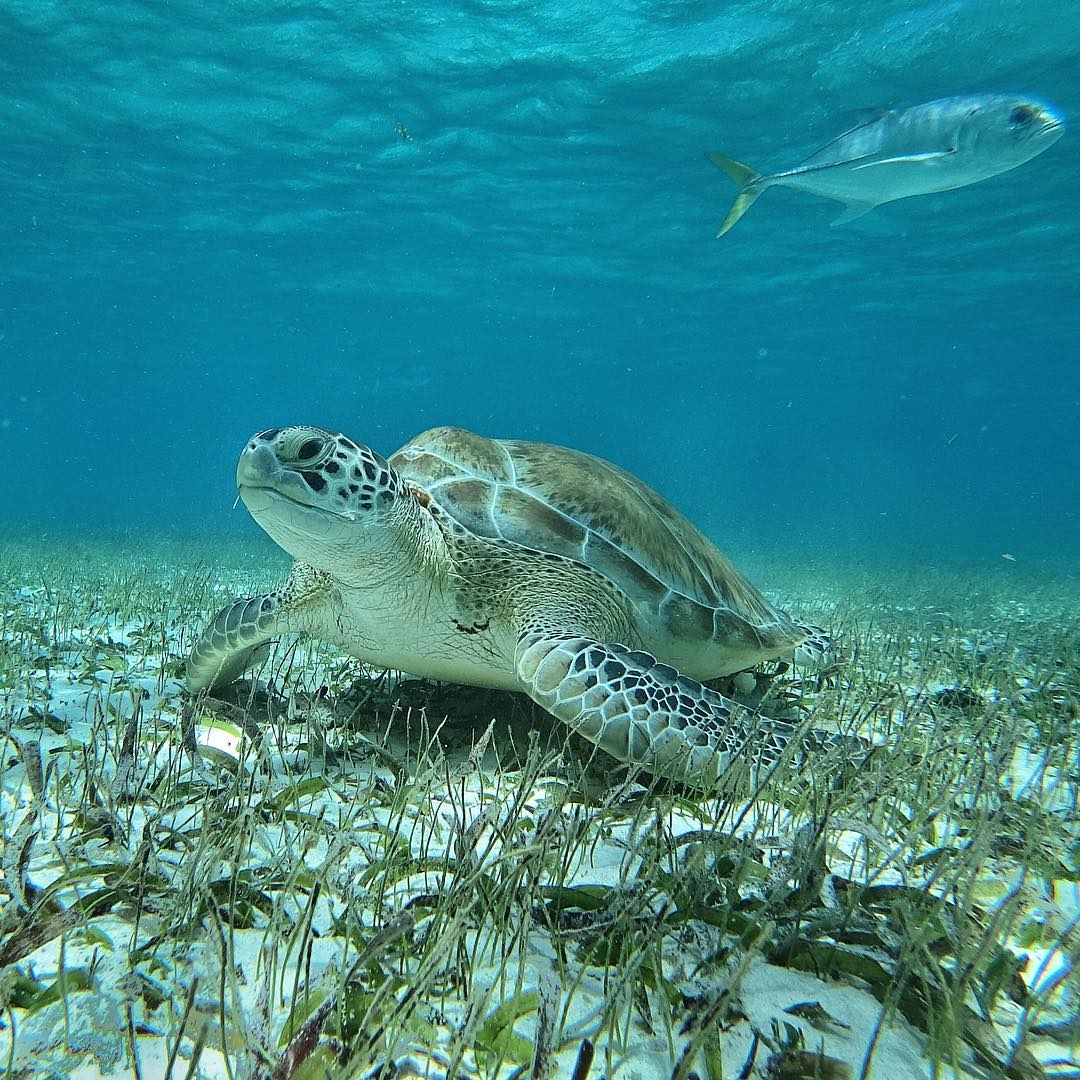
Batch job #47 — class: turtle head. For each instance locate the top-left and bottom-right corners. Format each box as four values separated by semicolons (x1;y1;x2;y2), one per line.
236;427;408;570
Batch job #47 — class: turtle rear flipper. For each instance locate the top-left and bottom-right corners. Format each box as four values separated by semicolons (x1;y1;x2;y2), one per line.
515;629;859;786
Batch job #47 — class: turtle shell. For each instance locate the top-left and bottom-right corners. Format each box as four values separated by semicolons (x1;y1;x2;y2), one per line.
390;426;795;641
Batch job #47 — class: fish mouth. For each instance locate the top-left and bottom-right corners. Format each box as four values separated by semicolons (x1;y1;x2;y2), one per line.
1033;117;1065;140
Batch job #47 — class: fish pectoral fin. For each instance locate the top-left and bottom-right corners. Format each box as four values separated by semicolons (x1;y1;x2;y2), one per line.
831;201;878;226
851;149;957;170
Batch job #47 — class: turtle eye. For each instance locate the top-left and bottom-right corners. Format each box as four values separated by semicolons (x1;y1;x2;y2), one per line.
1010;104;1036;125
296;438;324;462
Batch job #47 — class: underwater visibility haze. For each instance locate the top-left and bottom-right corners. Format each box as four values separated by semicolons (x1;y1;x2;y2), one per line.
3;4;1080;1079
1;0;1078;565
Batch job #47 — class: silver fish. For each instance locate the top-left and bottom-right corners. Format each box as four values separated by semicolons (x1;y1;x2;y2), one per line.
709;94;1065;236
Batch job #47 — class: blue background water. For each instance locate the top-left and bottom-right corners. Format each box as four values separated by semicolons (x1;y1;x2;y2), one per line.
2;0;1077;566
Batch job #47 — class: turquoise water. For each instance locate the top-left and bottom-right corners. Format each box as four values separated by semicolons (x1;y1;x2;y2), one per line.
2;0;1076;562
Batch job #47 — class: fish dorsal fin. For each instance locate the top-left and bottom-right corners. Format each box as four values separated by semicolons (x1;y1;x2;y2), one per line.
844;107;894;126
797;108;898;170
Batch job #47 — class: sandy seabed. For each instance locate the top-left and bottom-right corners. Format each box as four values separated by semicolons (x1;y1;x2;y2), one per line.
0;533;1077;1079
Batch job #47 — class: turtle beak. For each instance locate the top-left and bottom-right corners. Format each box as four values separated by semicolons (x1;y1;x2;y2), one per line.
236;440;323;511
237;442;281;490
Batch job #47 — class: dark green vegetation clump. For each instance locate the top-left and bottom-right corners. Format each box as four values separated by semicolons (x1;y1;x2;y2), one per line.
1;536;1077;1078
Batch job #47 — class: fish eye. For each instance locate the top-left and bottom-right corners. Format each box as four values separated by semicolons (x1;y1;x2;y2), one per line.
1010;105;1036;125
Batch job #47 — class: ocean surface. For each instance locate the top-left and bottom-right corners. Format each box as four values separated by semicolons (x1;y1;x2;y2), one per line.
2;0;1077;566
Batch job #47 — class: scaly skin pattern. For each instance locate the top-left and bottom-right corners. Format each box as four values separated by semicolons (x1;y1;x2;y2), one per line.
514;628;841;784
186;564;334;693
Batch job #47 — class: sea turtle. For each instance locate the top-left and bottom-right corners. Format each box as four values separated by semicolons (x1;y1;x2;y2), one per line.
187;426;852;784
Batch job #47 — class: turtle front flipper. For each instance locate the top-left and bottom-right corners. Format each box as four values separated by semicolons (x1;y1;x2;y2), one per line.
186;595;282;693
515;631;856;786
186;563;334;694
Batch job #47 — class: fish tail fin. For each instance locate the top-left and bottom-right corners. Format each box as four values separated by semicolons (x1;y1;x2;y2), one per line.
706;152;766;237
